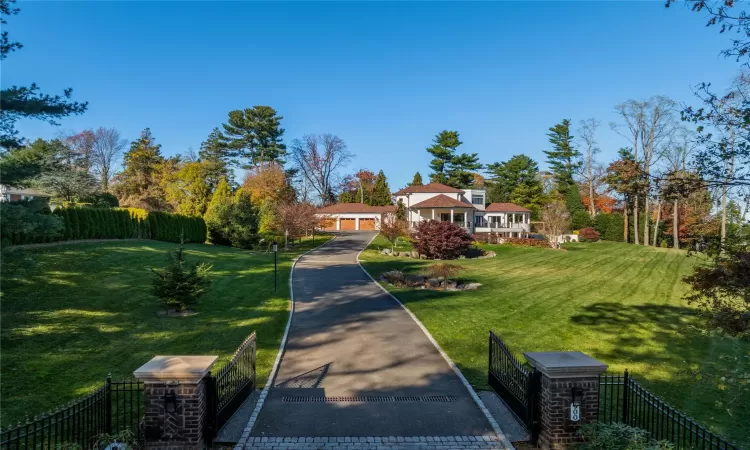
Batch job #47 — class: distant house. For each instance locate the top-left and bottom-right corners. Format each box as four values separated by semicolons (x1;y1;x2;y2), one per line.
317;182;532;236
393;182;531;237
0;185;51;203
317;203;397;231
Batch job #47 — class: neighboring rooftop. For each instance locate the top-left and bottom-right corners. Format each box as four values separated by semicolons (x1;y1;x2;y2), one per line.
393;182;465;195
410;194;474;209
485;203;531;212
317;203;397;214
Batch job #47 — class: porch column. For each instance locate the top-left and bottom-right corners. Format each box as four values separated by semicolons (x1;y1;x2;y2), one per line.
431;209;435;220
417;209;421;223
450;209;454;223
355;217;360;230
336;218;341;231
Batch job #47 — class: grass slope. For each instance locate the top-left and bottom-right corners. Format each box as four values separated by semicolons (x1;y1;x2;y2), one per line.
1;236;331;425
361;236;749;447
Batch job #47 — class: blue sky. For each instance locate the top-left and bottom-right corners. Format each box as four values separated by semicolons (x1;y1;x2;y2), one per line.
5;1;740;190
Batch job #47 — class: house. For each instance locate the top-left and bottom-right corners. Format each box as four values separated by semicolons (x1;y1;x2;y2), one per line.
393;182;531;236
0;185;51;203
317;203;397;231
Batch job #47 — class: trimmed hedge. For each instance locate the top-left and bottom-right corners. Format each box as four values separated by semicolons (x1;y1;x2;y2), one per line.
26;207;207;244
594;213;625;242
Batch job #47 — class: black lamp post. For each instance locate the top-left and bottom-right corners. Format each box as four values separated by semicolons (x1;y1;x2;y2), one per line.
272;241;278;292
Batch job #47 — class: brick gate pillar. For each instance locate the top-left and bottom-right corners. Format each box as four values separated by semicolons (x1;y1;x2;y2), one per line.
523;352;608;450
134;356;218;450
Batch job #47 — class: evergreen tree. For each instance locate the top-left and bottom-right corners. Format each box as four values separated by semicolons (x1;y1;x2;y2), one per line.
0;0;87;149
544;119;581;187
203;177;233;245
198;127;232;186
446;152;482;188
219;106;286;168
112;129;168;210
427;131;461;184
410;172;423;186
396;199;406;220
371;170;392;206
486;154;546;218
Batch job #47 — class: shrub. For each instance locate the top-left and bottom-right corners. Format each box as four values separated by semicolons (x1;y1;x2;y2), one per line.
0;200;64;247
423;263;464;280
150;241;213;311
578;423;673;450
579;227;601;242
571;209;593;230
594;213;625;242
411;220;472;259
505;237;550;248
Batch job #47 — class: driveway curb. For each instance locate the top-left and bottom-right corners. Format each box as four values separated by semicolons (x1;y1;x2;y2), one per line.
356;235;514;450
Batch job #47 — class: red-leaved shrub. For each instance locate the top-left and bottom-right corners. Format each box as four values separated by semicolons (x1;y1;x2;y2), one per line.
579;227;601;242
411;220;473;259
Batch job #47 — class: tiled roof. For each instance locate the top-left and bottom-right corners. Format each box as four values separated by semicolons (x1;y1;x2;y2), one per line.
317;203;397;214
485;202;531;212
410;194;474;209
393;182;465;195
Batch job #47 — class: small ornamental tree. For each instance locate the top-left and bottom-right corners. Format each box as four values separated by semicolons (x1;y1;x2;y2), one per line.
578;227;600;242
540;200;571;249
411;220;472;259
150;240;213;312
379;212;406;251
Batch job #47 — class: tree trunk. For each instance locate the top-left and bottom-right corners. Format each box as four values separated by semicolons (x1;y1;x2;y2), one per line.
623;201;629;243
721;182;727;245
633;196;640;245
672;201;679;249
643;195;650;246
653;200;661;246
588;160;596;217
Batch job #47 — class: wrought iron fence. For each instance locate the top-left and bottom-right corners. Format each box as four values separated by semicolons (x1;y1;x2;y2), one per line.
0;377;144;450
488;331;540;443
599;371;740;450
205;331;257;443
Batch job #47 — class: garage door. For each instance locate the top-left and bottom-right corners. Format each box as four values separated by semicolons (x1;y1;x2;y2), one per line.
340;218;356;230
319;218;336;231
359;218;376;230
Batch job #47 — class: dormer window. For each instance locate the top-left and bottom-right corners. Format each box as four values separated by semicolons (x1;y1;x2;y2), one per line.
471;195;484;205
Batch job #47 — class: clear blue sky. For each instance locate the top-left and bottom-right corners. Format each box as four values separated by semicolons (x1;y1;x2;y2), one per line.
5;1;739;190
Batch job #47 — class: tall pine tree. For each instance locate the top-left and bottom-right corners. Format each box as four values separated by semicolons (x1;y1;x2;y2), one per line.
218;106;286;168
486;154;546;218
112;128;169;210
446;152;482;188
427;131;461;184
371;170;392;206
544;119;581;187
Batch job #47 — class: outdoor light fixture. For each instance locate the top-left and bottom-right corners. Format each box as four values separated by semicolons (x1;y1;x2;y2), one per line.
570;387;583;422
272;241;278;252
164;391;177;414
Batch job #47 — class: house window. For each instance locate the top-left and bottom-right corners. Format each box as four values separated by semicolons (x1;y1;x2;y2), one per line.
471;195;484;205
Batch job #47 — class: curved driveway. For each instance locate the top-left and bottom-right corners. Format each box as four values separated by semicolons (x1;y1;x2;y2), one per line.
251;232;494;437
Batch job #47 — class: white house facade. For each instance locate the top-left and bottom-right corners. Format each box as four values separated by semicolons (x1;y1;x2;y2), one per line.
393;182;531;236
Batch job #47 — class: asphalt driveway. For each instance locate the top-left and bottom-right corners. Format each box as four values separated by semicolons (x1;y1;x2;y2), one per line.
250;232;493;437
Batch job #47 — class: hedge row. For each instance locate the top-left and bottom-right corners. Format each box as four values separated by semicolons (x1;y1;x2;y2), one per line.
594;213;625;242
10;207;206;245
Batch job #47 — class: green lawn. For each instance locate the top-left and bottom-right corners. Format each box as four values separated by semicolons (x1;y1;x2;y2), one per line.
360;236;750;447
0;236;331;425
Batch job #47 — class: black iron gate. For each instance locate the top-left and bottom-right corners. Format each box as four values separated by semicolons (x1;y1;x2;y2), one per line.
204;332;257;446
488;331;541;443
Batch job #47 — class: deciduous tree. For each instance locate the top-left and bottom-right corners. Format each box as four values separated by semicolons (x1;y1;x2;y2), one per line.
539;200;571;249
290;134;352;205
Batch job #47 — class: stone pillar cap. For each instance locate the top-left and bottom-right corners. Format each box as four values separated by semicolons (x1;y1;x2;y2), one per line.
523;351;608;378
133;355;218;383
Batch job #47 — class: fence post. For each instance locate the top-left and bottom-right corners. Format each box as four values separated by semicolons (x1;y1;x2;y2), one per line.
524;351;608;450
105;374;112;435
622;369;629;425
134;355;218;450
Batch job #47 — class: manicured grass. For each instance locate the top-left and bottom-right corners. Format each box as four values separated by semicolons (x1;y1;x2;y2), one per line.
0;236;331;425
360;236;750;447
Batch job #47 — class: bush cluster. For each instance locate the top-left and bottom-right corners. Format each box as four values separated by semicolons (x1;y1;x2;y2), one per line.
423;263;464;279
1;199;64;246
411;220;472;260
7;204;206;245
504;237;550;248
578;423;673;450
578;227;601;242
594;213;625;242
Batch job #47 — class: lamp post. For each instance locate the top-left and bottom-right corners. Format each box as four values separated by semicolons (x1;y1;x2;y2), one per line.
272;241;278;292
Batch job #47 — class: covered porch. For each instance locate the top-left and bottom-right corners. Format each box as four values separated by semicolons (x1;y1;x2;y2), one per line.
409;207;473;231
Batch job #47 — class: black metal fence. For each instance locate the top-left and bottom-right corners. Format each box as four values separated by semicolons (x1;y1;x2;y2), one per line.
205;332;257;444
0;377;144;450
599;371;740;450
488;331;541;443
